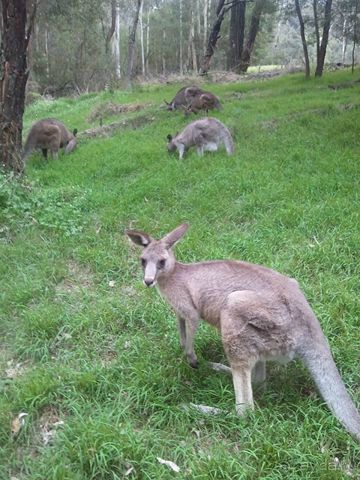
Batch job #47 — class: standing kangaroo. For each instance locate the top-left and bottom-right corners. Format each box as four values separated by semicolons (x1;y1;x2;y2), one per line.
167;118;234;159
126;223;360;441
23;118;77;162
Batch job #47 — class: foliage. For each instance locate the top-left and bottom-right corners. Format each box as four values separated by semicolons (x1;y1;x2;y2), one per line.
25;0;360;94
1;69;360;478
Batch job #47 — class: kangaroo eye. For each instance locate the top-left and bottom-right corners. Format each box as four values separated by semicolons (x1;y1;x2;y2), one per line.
141;258;146;268
158;259;166;268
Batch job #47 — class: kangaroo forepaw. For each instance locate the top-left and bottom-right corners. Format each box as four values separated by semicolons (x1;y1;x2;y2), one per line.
189;359;199;369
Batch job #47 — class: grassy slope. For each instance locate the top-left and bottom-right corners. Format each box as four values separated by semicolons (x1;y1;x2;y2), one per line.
1;69;359;479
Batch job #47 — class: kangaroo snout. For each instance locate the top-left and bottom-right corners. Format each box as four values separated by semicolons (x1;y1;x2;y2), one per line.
144;278;156;287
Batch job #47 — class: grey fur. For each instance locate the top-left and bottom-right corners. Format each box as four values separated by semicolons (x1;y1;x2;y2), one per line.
23;118;77;162
126;223;360;441
167;117;234;159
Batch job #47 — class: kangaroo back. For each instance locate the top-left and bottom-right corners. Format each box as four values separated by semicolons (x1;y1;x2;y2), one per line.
22;119;77;161
300;341;360;441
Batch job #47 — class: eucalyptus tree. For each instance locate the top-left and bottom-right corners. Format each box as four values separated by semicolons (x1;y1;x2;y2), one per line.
0;0;37;172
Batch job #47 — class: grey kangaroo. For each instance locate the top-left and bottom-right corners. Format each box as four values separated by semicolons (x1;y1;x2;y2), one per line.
167;118;234;159
126;223;360;441
23;118;77;162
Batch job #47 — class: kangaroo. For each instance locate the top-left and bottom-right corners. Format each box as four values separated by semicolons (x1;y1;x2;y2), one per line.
167;118;234;159
185;92;222;116
126;223;360;441
164;86;205;111
23;118;77;162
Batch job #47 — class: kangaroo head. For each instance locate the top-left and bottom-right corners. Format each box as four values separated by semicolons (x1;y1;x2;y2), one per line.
164;100;175;111
126;223;189;287
167;133;177;153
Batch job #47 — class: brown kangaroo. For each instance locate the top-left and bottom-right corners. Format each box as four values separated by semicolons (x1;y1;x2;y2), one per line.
185;92;222;116
23;118;77;162
164;86;205;111
126;223;360;441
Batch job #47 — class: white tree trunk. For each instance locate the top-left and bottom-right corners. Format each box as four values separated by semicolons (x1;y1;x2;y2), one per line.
45;22;50;78
180;0;183;74
146;5;150;74
203;0;209;54
139;0;145;75
342;16;347;63
112;2;121;79
162;29;166;73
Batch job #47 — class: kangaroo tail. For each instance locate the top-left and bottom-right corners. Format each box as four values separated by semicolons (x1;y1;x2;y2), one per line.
223;127;234;155
300;343;360;441
22;134;34;162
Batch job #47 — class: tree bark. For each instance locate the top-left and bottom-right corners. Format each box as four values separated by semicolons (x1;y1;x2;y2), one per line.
0;0;36;172
139;0;145;76
179;0;183;74
341;16;347;64
201;0;229;74
126;0;142;87
112;1;121;79
295;0;310;78
352;0;358;74
106;0;116;54
315;0;333;77
238;0;266;73
227;0;246;70
313;0;320;63
145;6;150;75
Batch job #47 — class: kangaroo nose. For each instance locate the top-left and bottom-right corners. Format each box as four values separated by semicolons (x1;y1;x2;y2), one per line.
144;278;154;287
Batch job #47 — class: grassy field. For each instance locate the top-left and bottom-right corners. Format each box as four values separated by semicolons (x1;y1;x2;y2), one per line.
1;69;360;479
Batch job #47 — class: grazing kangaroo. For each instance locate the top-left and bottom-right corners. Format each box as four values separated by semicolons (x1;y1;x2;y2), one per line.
164;86;205;111
185;92;222;116
23;118;77;162
167;118;234;159
126;223;360;441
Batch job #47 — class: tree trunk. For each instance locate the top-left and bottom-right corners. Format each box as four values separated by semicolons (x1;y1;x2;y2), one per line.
145;6;150;75
126;0;142;87
203;0;209;54
0;0;36;172
201;0;229;74
313;0;320;63
352;0;358;74
295;0;310;78
315;0;332;77
186;4;198;72
179;0;183;74
139;0;145;76
227;0;246;70
162;29;166;74
341;16;347;64
106;0;116;54
112;1;121;79
238;0;266;73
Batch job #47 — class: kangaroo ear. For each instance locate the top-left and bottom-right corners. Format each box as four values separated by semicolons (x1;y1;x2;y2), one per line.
126;230;153;247
162;223;189;249
167;134;172;142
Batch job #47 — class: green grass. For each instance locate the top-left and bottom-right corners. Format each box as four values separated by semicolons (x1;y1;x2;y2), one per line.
1;68;360;479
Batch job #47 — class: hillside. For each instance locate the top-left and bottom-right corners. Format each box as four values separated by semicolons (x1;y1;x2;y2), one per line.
1;69;360;479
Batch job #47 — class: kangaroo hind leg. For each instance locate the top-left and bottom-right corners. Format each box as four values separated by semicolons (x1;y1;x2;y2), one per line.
221;289;287;415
